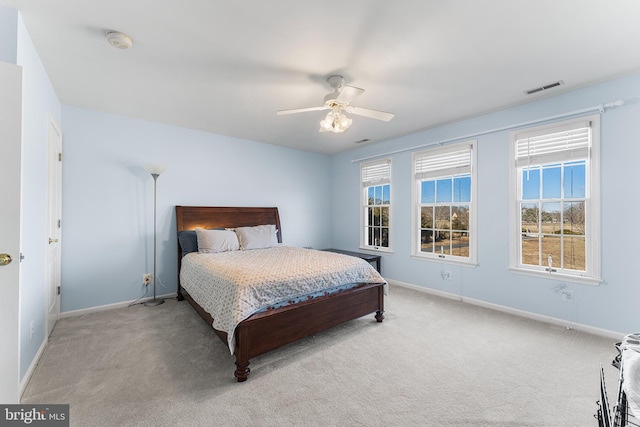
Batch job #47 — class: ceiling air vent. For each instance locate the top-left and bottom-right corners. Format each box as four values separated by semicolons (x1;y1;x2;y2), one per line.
354;138;370;144
524;80;564;95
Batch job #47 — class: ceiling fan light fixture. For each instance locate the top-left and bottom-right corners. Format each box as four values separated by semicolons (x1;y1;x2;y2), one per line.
279;75;392;133
320;110;352;133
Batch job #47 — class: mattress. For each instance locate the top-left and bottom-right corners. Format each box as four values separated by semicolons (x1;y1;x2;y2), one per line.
179;245;387;353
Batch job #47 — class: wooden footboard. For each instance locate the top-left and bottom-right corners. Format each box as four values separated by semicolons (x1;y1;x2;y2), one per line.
179;282;384;382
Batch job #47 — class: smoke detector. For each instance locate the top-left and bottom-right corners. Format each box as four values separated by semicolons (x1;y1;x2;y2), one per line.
106;31;133;49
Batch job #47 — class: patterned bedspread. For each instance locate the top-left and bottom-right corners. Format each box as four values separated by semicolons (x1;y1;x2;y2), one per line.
179;246;386;354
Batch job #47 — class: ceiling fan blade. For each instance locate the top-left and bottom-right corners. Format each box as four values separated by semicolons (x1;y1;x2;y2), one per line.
277;106;328;115
336;85;364;103
345;106;395;122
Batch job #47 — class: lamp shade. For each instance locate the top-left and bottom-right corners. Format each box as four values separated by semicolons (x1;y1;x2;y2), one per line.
145;164;167;175
319;110;352;133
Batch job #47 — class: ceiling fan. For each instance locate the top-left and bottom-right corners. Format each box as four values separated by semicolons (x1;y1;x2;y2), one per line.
277;75;395;133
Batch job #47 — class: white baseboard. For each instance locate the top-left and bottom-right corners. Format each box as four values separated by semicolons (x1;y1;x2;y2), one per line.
387;279;624;340
60;292;177;319
20;337;48;400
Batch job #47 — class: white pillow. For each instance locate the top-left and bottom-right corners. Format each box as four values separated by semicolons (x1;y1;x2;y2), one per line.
234;224;278;250
195;228;240;253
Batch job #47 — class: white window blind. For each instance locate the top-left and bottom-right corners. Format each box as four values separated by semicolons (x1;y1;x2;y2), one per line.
414;145;472;180
515;121;591;167
362;159;391;186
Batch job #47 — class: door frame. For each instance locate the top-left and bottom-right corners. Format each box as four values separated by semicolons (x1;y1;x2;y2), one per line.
45;114;62;337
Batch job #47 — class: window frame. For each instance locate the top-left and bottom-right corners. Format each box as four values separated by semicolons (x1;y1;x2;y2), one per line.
508;115;601;285
360;158;393;253
411;140;477;266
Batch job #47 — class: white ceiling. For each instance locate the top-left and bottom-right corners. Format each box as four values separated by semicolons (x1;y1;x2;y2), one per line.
4;0;640;154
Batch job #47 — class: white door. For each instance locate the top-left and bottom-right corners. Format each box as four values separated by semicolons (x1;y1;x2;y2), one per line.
46;116;62;336
0;61;23;403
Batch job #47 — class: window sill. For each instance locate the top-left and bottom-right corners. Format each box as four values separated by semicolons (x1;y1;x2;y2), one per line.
508;267;602;286
359;247;393;255
410;254;478;267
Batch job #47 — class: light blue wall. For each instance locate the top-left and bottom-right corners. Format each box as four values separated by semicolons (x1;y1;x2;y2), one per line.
331;73;640;335
60;107;332;312
16;14;62;379
0;5;17;63
9;0;639;349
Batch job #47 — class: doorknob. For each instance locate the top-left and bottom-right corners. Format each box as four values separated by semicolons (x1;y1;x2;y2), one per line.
0;254;12;266
49;238;59;244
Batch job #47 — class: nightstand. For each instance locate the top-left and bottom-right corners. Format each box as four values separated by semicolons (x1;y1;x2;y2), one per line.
322;249;382;274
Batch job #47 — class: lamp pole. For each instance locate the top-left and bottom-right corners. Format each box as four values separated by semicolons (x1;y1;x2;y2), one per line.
144;172;164;306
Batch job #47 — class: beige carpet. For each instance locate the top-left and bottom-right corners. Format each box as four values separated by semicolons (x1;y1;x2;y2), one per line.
22;285;619;426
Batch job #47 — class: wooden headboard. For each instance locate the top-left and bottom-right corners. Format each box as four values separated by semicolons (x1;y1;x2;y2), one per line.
175;206;282;243
175;206;283;291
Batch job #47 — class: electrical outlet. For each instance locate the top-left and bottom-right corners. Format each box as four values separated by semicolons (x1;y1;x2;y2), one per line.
143;273;152;285
441;270;452;280
30;320;34;341
561;290;574;302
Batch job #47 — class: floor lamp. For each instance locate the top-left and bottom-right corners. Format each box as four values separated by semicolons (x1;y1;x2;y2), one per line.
144;164;166;307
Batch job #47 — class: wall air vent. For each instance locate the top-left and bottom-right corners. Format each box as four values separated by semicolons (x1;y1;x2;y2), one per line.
524;80;564;95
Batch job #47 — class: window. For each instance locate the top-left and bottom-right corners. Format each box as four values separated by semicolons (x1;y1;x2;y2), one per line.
361;159;391;251
509;115;601;284
412;141;476;264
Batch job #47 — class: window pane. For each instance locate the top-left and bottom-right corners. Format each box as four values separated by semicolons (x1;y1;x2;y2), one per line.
453;175;471;202
563;236;586;271
374;186;382;204
522;168;540;200
564;201;585;235
382;184;390;204
421;207;433;228
434;231;449;254
542;166;561;199
521;203;539;234
420;230;433;252
367;187;374;204
381;207;389;227
521;236;539;266
367;227;373;246
452;205;469;230
541;235;561;268
451;232;469;257
435;206;450;229
541;202;561;234
373;207;381;226
421;180;435;203
564;162;586;198
368;207;374;227
381;228;389;247
436;179;452;203
373;228;381;247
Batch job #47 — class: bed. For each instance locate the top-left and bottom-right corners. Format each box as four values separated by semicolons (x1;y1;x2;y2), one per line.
175;206;386;382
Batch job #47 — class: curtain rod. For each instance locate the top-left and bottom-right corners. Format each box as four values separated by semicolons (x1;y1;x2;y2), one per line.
351;100;624;163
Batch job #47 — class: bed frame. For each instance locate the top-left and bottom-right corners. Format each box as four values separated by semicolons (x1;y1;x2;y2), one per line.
175;206;385;382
